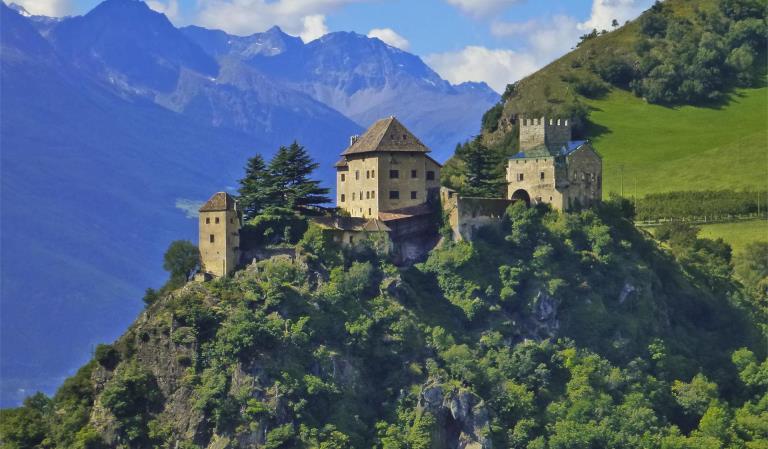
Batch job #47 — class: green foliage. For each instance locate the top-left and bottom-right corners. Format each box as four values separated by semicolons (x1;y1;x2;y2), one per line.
100;361;162;445
443;137;508;198
237;142;330;219
0;392;51;449
94;343;120;370
636;190;768;221
265;424;297;449
163;240;199;284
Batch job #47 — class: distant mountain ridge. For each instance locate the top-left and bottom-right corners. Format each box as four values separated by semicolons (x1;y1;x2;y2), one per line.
0;0;497;406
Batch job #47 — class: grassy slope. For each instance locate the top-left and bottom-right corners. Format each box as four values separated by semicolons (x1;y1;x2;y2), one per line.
585;86;768;196
486;0;767;197
698;219;768;254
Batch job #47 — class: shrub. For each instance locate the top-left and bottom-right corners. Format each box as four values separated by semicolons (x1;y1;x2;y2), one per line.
101;361;162;444
94;344;120;370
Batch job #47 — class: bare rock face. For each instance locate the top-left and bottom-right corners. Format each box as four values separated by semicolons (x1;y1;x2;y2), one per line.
418;382;492;449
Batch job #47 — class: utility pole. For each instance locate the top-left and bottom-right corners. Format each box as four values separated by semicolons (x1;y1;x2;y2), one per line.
619;164;625;197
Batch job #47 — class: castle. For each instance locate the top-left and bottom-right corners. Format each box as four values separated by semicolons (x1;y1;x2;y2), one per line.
197;115;601;278
507;117;602;210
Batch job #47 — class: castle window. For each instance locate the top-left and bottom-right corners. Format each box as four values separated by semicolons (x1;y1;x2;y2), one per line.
371;170;375;178
426;171;435;180
215;217;220;224
209;234;215;243
390;169;399;179
355;171;360;180
389;190;400;200
540;172;545;180
411;169;418;178
349;235;354;244
206;217;210;224
410;191;417;200
517;173;524;181
352;192;356;200
371;191;375;199
341;174;346;182
366;191;370;199
360;191;363;200
366;170;370;179
341;194;346;202
368;208;372;215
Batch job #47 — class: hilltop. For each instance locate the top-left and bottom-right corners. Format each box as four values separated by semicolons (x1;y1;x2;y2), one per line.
2;198;767;448
452;0;767;197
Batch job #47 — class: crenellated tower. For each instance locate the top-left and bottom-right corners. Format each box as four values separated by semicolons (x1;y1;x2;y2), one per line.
518;116;572;152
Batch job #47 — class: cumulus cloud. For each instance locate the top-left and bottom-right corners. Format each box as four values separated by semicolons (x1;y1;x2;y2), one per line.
425;46;538;93
579;0;654;31
195;0;369;38
300;14;329;42
367;28;410;50
146;0;180;22
444;0;525;17
11;0;71;16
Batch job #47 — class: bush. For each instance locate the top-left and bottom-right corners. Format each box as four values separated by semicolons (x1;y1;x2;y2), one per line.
94;344;120;370
101;361;162;444
567;74;609;98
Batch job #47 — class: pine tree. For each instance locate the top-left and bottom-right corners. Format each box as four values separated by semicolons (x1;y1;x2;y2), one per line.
237;154;273;220
268;142;330;214
458;138;505;198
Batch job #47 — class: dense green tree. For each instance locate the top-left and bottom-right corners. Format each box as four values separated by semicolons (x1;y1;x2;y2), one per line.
163;240;199;284
455;137;505;197
268;142;330;214
238;154;274;220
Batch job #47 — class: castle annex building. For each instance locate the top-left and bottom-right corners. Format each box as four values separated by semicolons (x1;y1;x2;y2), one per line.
507;117;602;211
335;116;442;219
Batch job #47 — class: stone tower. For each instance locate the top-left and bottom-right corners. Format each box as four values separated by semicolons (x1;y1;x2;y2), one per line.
518;116;572;152
198;192;241;278
335;116;441;218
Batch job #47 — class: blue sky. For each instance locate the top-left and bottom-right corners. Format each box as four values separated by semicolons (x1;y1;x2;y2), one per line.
17;0;655;92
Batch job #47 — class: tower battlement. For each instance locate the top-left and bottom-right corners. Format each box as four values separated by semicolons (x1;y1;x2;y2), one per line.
519;116;572;152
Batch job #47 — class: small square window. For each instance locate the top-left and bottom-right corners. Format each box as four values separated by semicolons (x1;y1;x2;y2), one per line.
341;174;346;182
517;173;524;181
368;208;372;215
355;171;360;180
205;217;210;224
352;192;356;200
389;190;400;200
215;217;220;224
209;234;215;243
366;191;370;199
371;191;376;199
389;169;399;179
366;170;370;179
371;170;375;178
341;194;346;202
540;172;545;180
411;169;418;178
410;191;417;200
426;171;435;180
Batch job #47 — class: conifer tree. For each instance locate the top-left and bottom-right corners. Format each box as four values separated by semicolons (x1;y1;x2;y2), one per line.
237;154;272;220
268;142;330;214
458;137;505;198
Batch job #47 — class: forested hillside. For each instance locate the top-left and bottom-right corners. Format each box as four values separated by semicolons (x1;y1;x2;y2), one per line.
2;198;766;448
443;0;767;197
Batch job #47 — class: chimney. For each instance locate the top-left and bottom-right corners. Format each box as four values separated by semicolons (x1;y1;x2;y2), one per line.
350;135;359;146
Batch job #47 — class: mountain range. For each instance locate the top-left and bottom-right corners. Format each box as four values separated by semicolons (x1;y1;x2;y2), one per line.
0;0;497;406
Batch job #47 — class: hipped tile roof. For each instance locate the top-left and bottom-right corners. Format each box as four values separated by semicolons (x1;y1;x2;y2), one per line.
199;192;237;212
341;116;430;156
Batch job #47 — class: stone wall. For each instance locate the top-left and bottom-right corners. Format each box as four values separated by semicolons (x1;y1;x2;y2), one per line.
442;188;511;241
506;157;566;210
519;117;572;151
337;156;380;218
564;146;602;209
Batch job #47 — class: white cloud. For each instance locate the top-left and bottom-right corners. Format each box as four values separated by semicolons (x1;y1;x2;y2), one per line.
367;28;410;50
11;0;71;16
146;0;180;22
490;19;538;36
579;0;654;32
300;14;328;42
445;0;525;17
425;46;538;93
195;0;370;38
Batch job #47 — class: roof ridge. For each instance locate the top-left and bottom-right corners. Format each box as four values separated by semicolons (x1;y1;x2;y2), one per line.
341;116;430;156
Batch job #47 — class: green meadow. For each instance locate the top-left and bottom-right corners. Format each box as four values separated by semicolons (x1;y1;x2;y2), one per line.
585;86;768;197
699;219;768;255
